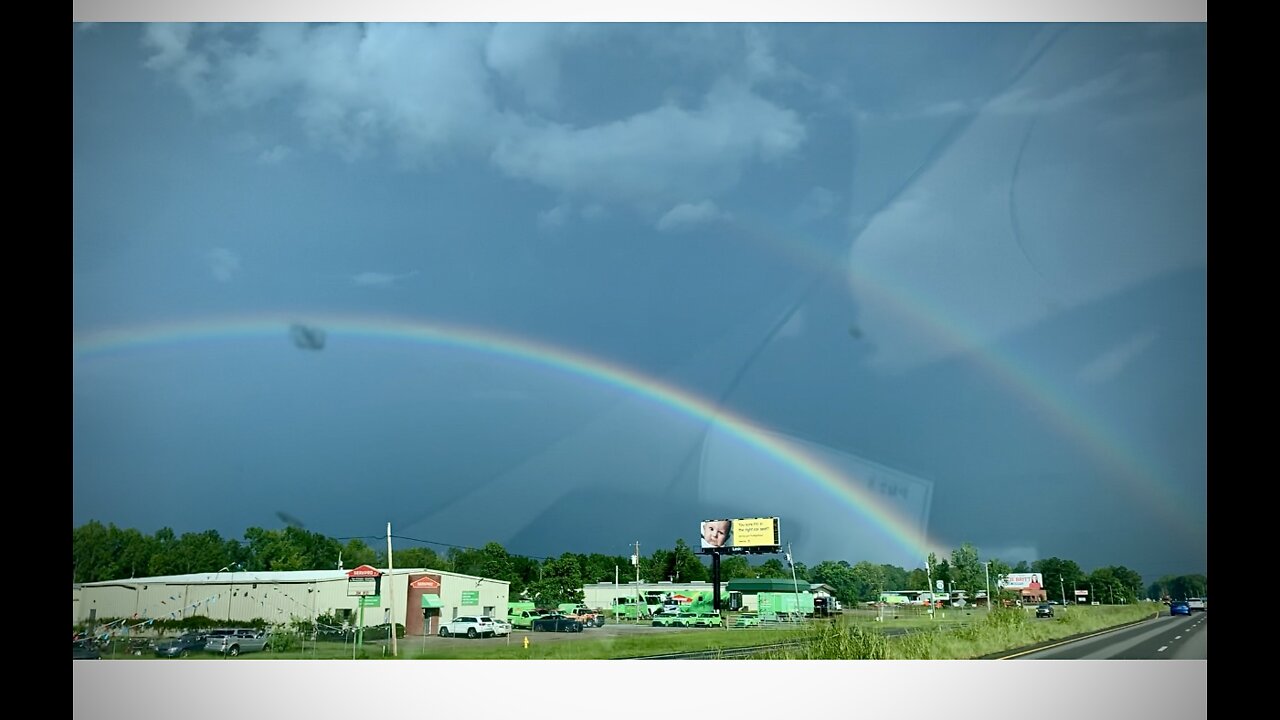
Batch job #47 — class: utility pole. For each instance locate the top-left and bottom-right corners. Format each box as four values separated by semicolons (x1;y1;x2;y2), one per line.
787;543;801;619
925;557;935;620
387;522;397;657
634;541;641;624
1060;575;1067;607
982;562;991;612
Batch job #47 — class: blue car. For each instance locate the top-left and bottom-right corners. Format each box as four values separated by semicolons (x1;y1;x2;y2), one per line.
1169;601;1191;616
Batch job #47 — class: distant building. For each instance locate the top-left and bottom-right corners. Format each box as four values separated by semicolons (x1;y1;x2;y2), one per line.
73;567;508;638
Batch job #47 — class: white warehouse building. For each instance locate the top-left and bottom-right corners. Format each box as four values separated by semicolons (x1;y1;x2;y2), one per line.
73;566;509;638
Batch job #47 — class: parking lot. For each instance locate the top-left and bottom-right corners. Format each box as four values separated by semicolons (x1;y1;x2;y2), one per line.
420;621;716;646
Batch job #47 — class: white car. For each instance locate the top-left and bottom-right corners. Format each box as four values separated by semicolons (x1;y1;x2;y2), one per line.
490;618;512;636
439;615;500;639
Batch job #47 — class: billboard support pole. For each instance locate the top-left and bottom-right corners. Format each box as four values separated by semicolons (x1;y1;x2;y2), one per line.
711;551;722;611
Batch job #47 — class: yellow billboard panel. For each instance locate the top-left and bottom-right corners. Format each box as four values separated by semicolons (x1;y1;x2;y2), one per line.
730;517;779;547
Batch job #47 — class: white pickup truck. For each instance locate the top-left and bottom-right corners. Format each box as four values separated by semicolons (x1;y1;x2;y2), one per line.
204;628;271;656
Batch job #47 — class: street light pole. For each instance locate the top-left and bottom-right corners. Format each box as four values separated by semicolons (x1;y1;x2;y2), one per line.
1059;575;1066;608
386;522;397;657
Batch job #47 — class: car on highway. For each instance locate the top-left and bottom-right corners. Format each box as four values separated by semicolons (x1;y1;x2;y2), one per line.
531;614;584;633
1035;603;1054;618
153;632;208;658
440;616;500;638
1169;600;1191;616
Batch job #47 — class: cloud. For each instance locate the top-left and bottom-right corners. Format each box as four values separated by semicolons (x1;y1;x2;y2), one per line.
1077;329;1159;385
493;82;805;207
484;24;600;113
656;201;729;232
206;247;241;282
983;544;1041;566
143;25;808;211
537;205;571;231
351;270;418;288
256;145;293;165
794;186;838;223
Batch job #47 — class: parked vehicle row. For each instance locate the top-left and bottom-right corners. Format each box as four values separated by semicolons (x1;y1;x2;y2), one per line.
651;610;723;628
531;613;584;633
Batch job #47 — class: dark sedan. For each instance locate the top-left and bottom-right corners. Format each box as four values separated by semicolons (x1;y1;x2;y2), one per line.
1169;601;1191;616
73;639;101;660
530;615;584;633
153;633;208;658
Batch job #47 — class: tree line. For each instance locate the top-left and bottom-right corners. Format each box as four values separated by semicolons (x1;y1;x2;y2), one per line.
72;520;1205;608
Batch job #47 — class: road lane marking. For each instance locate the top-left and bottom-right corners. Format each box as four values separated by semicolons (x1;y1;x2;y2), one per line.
1157;646;1168;652
1174;635;1182;640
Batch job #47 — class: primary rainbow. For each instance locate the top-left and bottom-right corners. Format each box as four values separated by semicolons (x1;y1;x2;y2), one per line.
73;313;943;563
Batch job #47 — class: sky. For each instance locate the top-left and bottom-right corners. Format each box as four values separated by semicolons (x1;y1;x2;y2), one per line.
72;22;1206;583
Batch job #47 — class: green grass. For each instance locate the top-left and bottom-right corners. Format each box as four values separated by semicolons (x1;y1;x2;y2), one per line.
760;603;1159;659
91;604;1159;660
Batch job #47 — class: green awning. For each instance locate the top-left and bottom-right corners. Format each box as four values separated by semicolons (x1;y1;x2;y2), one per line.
421;595;443;609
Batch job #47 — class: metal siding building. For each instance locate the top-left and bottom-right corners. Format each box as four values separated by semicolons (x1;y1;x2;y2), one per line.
582;581;721;611
73;568;508;638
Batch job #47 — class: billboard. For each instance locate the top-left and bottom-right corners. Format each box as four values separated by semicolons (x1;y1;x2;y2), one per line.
699;516;781;551
997;572;1044;589
697;426;933;570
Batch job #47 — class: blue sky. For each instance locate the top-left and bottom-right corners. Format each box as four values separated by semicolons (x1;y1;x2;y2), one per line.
72;22;1206;581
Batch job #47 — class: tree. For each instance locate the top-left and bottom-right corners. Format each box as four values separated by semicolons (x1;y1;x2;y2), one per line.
850;562;886;603
810;561;858;604
878;564;909;591
242;526;343;571
905;568;929;590
719;555;755;580
1032;557;1085;604
393;546;445;570
948;543;983;596
340;538;380;569
670;539;709;582
525;554;584;607
755;559;789;578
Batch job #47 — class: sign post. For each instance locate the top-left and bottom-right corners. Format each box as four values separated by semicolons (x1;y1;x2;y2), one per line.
346;565;383;654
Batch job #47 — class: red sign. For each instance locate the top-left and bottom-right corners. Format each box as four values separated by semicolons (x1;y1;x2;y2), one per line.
410;576;440;589
346;565;383;578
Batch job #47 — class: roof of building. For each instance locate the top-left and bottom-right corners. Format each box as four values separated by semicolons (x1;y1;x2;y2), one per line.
726;578;812;593
78;568;508;587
